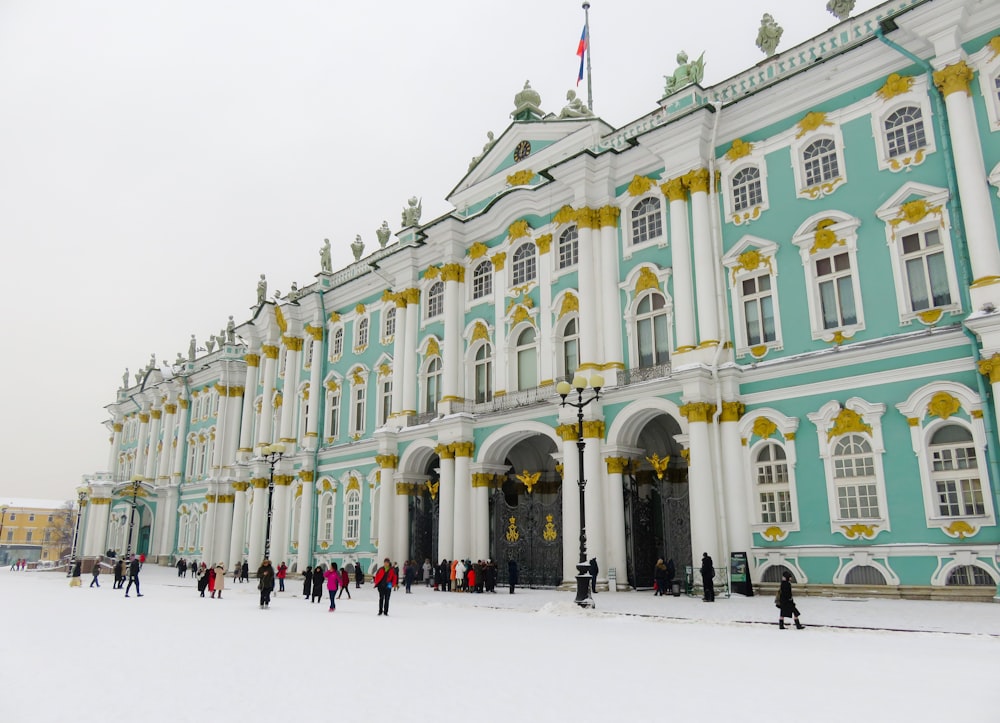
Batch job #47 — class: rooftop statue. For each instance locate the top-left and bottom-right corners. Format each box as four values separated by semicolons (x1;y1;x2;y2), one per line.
288;281;300;300
188;334;197;361
401;197;422;227
756;13;783;57
122;368;129;388
134;371;143;385
468;131;496;170
559;89;593;118
205;338;215;354
376;220;391;248
511;80;544;120
256;274;267;306
226;316;236;344
826;0;856;20
320;238;332;273
352;234;365;261
663;50;705;96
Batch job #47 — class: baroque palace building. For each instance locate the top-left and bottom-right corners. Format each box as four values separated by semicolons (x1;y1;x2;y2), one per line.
79;0;1000;596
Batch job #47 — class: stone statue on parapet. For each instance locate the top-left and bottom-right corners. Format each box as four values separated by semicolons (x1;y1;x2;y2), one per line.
122;368;129;388
226;316;236;344
352;234;365;261
256;274;267;306
401;197;422;227
559;89;592;118
134;371;143;385
147;353;156;371
468;131;496;170
826;0;856;20
320;238;332;273
376;221;391;248
205;337;215;354
756;13;783;57
288;282;299;300
189;335;197;361
663;50;705;96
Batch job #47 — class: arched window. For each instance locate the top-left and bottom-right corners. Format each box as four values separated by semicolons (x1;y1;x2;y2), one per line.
635;292;669;368
803;138;839;186
472;260;493;300
930;425;983;517
384;306;396;339
832;434;879;520
357;317;369;348
761;565;796;583
318;493;335;542
731;167;762;212
344;489;361;541
474;344;493;404
631;197;662;244
844;565;886;585
558;226;579;269
755;442;792;523
424;357;442;413
325;388;340;441
560;317;579;380
426;281;444;319
515;326;537;390
332;328;344;358
884;106;926;158
946;565;995;586
511;243;536;286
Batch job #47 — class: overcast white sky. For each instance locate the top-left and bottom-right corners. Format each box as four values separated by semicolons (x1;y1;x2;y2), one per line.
0;0;887;499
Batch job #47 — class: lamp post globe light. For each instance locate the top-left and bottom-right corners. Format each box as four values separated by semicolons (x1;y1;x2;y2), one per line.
124;477;142;561
259;443;286;562
0;504;8;566
67;486;89;577
556;373;604;608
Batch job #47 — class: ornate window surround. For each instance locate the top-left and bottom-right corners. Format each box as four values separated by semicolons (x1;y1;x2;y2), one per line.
620;264;673;369
974;41;1000;132
789;120;847;200
870;77;936;172
722;235;784;359
739;408;800;539
622;193;667;256
718;146;770;227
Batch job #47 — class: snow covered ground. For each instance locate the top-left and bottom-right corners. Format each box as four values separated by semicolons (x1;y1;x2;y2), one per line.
2;564;997;723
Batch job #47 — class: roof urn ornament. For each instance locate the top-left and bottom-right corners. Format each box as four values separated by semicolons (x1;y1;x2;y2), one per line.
826;0;856;21
756;14;783;57
511;80;544;120
401;197;422;227
352;234;365;261
376;221;391;248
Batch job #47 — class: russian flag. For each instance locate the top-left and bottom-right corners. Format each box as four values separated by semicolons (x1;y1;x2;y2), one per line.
576;25;587;86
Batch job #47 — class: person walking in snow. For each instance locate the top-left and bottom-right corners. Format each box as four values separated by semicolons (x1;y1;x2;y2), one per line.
403;560;416;594
422;558;432;587
113;558;125;589
124;556;142;597
507;559;518;594
303;565;313;600
90;560;101;588
355;563;364;588
324;562;340;611
311;565;325;604
212;562;226;599
240;560;249;583
257;559;275;609
277;562;287;593
374;558;398;616
338;566;351;599
777;570;804;630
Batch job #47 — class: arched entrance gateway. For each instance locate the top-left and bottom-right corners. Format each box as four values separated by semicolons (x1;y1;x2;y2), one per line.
408;454;440;565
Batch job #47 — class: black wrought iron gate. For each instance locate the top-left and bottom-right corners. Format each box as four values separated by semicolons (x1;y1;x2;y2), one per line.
409;490;439;564
492;488;563;588
624;470;690;588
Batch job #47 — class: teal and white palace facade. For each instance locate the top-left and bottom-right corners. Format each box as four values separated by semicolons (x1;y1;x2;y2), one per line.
78;0;1000;596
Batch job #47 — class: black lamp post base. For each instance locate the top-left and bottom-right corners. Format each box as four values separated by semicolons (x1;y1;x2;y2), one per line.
574;561;594;608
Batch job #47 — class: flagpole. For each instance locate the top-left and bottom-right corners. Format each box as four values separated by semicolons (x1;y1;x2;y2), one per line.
582;1;593;112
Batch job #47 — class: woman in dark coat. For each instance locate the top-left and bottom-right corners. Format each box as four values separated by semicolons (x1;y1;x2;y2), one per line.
653;559;668;596
507;558;519;594
311;565;325;603
700;553;715;602
257;559;275;609
355;563;364;588
302;565;313;599
778;570;803;629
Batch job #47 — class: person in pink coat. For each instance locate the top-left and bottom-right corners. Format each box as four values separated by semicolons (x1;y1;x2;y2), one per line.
277;562;288;592
324;562;340;611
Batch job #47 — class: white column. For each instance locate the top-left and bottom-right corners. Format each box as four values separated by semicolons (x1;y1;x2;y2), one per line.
436;449;455;561
682;403;720;579
305;333;324;444
85;499;112;557
279;337;302;445
603;456;629;588
390;296;408;416
296;473;315;571
271;475;292;567
402;296;419;416
688;170;720;346
257;344;279;447
238;354;261;454
221;387;243;472
157;404;177;484
720;403;752;558
492;255;509;392
471;476;490;561
108;419;123;475
134;409;150;480
453;443;473;560
935;62;1000;303
663;179;696;352
229;482;249;568
171;398;190;484
583;420;606;583
576;211;601;370
247;477;269;566
157;484;179;560
441;266;464;403
598;210;624;372
214;495;234;567
393;488;408;565
376;457;397;562
558;426;581;585
537;239;555;384
144;408;163;481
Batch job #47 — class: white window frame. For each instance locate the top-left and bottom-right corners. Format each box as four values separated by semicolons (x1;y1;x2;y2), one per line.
556;314;579;382
511;242;537;287
633;290;671;369
975;48;1000;132
629;196;665;247
471;260;493;301
622;193;667;257
344;487;361;543
350;376;366;437
557;225;579;270
318;490;336;544
875;183;960;326
377;375;392;426
356;316;370;351
620;265;673;370
324;383;341;443
383;305;396;343
426;281;444;320
722;236;783;358
422;356;442;414
330;326;344;361
469;341;493;405
807;399;889;539
740;409;801;538
896;382;996;536
790;124;847;200
510;323;538;391
791;212;865;341
871;86;935;172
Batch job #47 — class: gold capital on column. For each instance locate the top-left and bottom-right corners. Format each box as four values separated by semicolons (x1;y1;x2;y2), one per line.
113;423;123;432
472;473;496;488
283;336;304;352
138;413;149;424
605;456;630;474
598;205;620;227
556;424;578;441
244;353;260;367
576;207;601;230
535;234;552;254
660;177;688;202
978;353;1000;384
262;345;280;359
720;401;745;422
491;252;506;271
274;475;295;486
232;481;250;492
441;264;465;283
164;404;177;415
453;441;475;458
151;409;162;420
375;454;398;469
680;402;717;423
403;288;421;305
251;478;269;489
933;61;974;97
298;470;315;482
684;168;711;194
434;443;455;460
582;420;605;439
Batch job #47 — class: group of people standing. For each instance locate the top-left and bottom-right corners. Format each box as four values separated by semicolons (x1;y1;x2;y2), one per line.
431;558;505;593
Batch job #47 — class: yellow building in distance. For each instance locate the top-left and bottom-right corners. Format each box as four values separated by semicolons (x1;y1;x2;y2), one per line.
0;498;78;567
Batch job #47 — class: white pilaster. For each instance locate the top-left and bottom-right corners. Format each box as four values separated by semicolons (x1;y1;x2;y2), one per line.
683;404;720;575
390;296;408;416
576;221;601;370
453;444;473;560
442;268;464;402
247;478;268;566
720;405;752;558
238;354;261;454
279;338;302;445
599;217;624;372
229;482;249;568
436;450;455;561
271;476;292;567
559;428;581;585
296;475;315;571
689;173;720;346
257;344;279;447
665;182;696;351
603;457;629;588
402;298;419;415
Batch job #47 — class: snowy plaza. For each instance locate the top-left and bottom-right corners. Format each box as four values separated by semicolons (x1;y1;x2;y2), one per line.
2;564;997;723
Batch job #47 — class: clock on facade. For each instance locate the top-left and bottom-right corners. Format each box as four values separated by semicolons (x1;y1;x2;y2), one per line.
513;140;532;162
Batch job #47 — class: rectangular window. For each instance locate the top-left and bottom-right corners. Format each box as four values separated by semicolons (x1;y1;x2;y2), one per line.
936;479;985;516
901;230;951;311
327;393;340;440
741;275;776;346
837;483;879;519
352;387;366;434
26;530;33;542
379;379;392;426
816;253;857;329
759;491;792;524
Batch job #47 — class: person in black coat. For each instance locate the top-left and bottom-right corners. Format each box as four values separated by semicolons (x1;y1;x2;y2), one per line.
302;565;313;599
240;560;249;583
355;563;364;588
311;565;325;603
700;552;715;602
124;556;142;597
507;558;519;594
653;559;668;596
665;558;676;594
588;557;599;593
113;558;125;589
778;570;804;629
257;559;275;609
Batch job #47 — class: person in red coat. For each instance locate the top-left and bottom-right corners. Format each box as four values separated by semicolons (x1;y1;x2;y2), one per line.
337;566;351;600
277;562;287;592
373;558;398;616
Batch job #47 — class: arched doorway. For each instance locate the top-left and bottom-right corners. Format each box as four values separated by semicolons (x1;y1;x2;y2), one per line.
491;434;562;588
408;454;439;565
624;413;690;588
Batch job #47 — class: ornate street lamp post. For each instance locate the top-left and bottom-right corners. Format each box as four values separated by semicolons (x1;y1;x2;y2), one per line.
556;373;604;608
67;486;89;577
124;478;142;561
259;443;286;561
